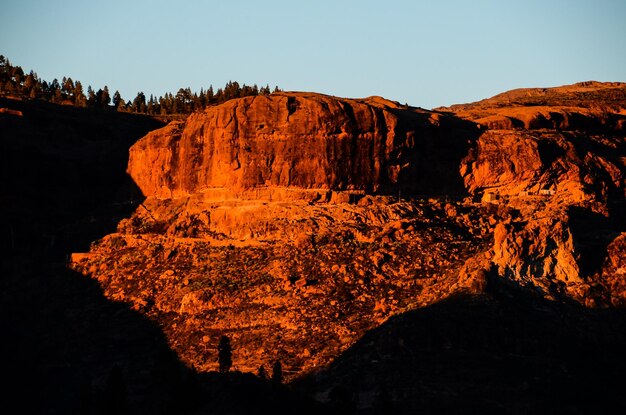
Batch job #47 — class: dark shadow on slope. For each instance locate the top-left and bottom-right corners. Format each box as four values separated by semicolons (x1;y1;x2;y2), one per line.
565;131;625;277
382;107;482;199
191;371;324;415
0;98;327;415
567;131;626;201
1;97;161;256
0;98;184;414
293;289;626;415
568;206;624;278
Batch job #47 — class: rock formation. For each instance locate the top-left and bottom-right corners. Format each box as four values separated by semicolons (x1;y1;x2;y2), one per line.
71;83;626;391
127;92;477;198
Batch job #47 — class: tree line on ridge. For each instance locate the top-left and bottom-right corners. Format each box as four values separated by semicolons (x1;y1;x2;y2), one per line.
0;55;281;116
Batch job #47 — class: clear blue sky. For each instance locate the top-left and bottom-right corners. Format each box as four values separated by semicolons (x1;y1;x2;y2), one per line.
2;0;625;109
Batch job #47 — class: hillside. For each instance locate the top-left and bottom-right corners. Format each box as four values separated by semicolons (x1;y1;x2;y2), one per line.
4;80;626;413
68;84;626;413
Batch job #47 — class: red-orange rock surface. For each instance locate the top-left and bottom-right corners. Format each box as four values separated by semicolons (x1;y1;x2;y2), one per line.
439;81;626;132
128;92;475;198
72;84;626;384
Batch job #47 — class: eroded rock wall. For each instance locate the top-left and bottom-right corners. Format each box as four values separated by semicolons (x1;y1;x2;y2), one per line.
128;92;476;198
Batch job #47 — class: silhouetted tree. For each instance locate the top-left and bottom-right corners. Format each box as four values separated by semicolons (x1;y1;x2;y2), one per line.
102;85;111;107
24;70;37;96
271;360;282;384
50;78;60;91
257;365;268;380
132;91;146;113
87;86;96;106
113;90;122;109
0;55;282;114
175;87;191;112
12;65;24;91
147;94;156;115
62;77;74;101
50;78;62;103
74;81;87;107
218;335;232;373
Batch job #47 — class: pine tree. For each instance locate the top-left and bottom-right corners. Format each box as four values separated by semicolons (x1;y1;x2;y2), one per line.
147;94;155;115
218;335;232;373
74;81;87;107
87;86;96;106
207;85;214;104
132;91;146;113
95;89;103;106
113;90;122;109
62;77;74;101
23;71;36;92
11;66;24;93
25;71;38;99
50;78;61;102
102;85;111;107
271;360;282;384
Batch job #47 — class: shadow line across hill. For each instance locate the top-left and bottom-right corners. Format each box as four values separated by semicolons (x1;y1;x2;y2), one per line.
3;98;626;415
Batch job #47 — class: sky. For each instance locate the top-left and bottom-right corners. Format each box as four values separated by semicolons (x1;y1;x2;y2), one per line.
1;0;625;109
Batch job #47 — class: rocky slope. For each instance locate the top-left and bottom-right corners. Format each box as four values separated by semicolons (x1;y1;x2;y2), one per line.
450;82;626;305
438;81;626;131
69;83;626;412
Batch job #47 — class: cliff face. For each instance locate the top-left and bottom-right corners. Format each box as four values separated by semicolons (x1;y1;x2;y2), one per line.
460;129;625;205
128;92;476;198
70;84;626;408
451;82;626;306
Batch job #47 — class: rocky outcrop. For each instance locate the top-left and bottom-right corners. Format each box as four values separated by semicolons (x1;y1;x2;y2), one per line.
459;129;626;205
490;209;581;296
70;196;493;376
71;84;626;385
128;92;477;198
452;83;626;304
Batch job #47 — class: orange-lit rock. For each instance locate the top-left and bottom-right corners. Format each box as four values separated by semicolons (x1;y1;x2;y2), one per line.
128;92;477;198
459;129;625;205
71;83;626;381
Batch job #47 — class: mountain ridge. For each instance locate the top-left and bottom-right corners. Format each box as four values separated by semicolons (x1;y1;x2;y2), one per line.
70;82;625;389
4;78;626;413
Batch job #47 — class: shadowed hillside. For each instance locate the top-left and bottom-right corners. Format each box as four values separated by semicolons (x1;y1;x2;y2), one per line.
293;287;626;414
4;78;626;414
1;98;322;414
